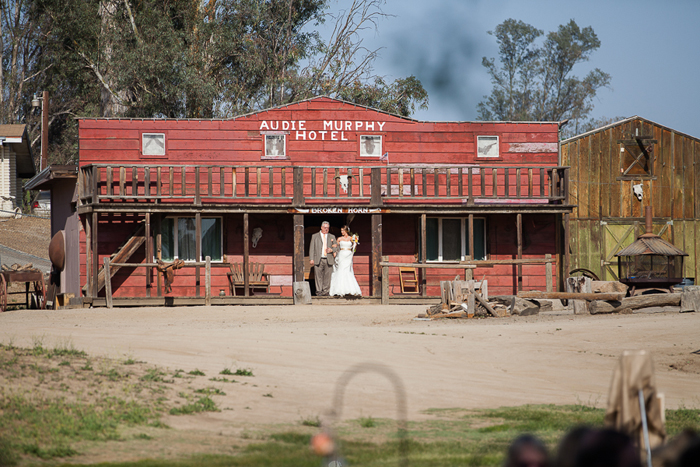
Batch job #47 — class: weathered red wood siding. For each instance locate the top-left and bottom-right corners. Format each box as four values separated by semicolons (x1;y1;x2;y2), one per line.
79;97;559;168
78;97;561;298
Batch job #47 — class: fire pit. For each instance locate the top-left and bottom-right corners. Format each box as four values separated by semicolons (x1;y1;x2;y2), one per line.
615;207;688;296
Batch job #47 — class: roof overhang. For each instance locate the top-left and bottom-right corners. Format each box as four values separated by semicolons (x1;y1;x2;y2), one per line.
0;124;35;178
24;165;78;191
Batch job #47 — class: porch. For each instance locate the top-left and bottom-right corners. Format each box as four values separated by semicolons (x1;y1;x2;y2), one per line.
76;164;572;306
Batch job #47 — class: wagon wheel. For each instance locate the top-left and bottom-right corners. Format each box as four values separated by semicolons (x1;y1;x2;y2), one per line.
568;268;600;281
0;274;6;312
33;277;46;310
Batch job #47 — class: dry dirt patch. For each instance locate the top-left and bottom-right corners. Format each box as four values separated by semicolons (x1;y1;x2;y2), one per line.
0;216;51;259
1;305;699;464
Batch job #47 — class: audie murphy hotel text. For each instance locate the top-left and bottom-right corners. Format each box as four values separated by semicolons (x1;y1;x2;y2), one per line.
259;120;387;141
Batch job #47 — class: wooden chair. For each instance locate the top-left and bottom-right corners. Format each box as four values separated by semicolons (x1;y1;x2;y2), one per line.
399;267;420;294
227;263;270;296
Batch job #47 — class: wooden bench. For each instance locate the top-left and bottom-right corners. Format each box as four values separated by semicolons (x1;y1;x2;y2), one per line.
227;263;270;296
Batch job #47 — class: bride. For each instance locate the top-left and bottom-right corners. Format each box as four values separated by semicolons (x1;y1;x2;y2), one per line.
329;225;362;297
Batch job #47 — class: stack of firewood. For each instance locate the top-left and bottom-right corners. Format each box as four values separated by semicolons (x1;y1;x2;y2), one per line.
418;279;506;319
1;263;37;272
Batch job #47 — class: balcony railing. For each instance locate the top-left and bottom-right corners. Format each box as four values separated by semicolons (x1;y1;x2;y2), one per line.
79;164;569;207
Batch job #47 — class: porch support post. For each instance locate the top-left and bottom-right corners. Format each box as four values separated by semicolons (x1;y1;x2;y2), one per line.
194;212;202;297
517;213;523;292
420;214;427;296
85;215;92;298
564;212;570;286
155;215;162;297
195;212;201;297
293;214;305;282
371;214;382;297
468;213;475;262
145;213;151;297
243;213;250;297
91;212;99;299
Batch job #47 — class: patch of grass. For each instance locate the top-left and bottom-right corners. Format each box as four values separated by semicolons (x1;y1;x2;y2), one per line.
263;393;273;398
188;369;206;376
47;342;87;359
0;392;162;462
98;368;127;381
169;396;219;415
300;415;321;427
234;368;254;377
359;416;376;428
194;387;226;396
140;368;173;383
209;376;237;383
219;367;235;375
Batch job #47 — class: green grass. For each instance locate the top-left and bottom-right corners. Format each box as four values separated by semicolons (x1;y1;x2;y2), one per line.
169;396;219;415
0;392;162;461
188;369;206;376
6;404;700;466
220;367;254;377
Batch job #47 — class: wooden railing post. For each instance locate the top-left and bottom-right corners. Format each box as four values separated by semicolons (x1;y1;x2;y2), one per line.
92;166;99;204
370;167;382;206
546;254;553;292
293;167;304;206
195;166;201;206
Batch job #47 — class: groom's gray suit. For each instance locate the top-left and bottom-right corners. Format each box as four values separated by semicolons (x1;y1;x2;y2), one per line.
309;230;336;296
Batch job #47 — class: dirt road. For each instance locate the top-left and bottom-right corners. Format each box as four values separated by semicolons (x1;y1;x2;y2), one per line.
1;305;698;428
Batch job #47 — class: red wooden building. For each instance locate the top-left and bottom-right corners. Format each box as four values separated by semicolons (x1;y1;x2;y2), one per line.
76;97;572;306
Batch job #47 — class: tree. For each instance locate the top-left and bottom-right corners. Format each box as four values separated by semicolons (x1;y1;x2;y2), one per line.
2;0;428;166
478;18;610;132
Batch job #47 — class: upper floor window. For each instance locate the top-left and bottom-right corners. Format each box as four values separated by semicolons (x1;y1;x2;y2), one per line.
477;135;499;158
264;134;286;159
618;136;656;180
142;133;165;156
360;135;382;157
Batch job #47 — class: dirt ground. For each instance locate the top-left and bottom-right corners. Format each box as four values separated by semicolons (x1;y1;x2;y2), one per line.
1;305;698;431
0;215;51;260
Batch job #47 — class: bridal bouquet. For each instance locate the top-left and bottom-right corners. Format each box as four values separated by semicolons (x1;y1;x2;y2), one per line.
351;233;359;252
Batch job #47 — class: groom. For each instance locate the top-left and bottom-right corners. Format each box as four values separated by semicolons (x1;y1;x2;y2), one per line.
309;221;336;296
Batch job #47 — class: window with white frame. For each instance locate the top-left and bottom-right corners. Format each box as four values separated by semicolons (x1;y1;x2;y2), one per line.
264;134;287;159
161;217;222;262
425;217;486;261
477;135;499;158
360;135;382;157
142;133;166;156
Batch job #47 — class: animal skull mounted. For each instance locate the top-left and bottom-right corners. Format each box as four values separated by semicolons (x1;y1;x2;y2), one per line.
334;174;353;193
632;183;643;202
252;227;263;248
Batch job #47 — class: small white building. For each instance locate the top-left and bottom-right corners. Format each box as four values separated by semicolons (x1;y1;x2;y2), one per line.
0;125;35;217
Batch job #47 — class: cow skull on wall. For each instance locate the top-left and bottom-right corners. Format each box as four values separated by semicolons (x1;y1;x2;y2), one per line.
252;227;263;248
632;183;643;202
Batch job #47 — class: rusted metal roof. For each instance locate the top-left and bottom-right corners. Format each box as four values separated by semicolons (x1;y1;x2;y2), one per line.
0;124;27;138
615;234;688;257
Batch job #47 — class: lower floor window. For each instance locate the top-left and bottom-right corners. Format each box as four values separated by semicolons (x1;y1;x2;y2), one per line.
426;217;486;261
161;217;222;262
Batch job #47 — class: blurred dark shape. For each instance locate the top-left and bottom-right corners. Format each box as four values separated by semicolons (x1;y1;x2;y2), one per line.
503;434;550;467
651;429;699;467
574;428;641;467
555;426;594;467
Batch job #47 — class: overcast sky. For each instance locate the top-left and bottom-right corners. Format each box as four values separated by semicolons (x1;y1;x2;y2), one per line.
335;0;700;137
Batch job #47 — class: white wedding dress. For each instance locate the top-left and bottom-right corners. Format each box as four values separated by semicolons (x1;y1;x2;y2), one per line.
329;240;362;297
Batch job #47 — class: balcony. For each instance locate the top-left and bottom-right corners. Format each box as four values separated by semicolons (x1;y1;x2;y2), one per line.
78;164;570;213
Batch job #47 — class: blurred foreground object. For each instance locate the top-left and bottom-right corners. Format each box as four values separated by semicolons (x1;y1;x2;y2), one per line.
605;350;665;466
